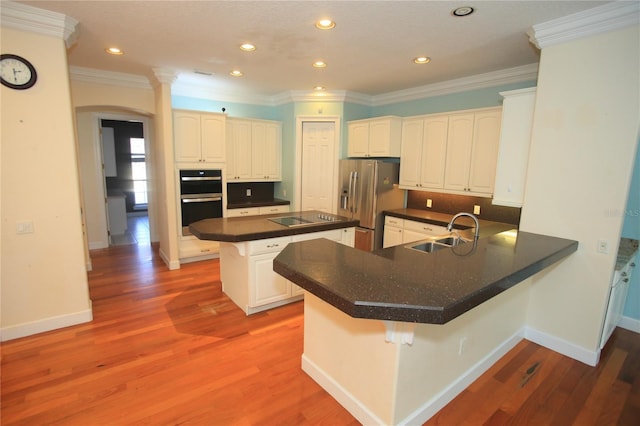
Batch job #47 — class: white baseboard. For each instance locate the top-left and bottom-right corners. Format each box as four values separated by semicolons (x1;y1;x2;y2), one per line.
302;329;524;426
159;247;181;270
399;329;524;425
0;308;93;342
524;326;600;366
89;240;108;250
619;315;640;333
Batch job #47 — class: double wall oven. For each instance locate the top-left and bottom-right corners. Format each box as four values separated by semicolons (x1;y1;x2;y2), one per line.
179;169;223;236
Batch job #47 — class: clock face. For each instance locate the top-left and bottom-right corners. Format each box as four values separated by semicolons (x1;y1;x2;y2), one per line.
1;54;37;90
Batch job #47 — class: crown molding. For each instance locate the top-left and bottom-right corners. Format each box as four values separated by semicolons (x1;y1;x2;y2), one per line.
171;79;276;106
152;68;177;86
0;1;78;48
528;1;640;49
370;63;539;107
69;66;152;90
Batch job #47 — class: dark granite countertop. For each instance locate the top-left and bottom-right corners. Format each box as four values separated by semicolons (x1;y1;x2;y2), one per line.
273;230;578;324
189;210;359;242
227;198;291;209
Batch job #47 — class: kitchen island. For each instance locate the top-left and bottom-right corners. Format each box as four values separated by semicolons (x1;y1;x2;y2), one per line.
190;211;358;314
272;228;578;424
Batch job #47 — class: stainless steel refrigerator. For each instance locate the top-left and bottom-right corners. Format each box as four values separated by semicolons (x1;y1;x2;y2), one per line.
338;159;405;251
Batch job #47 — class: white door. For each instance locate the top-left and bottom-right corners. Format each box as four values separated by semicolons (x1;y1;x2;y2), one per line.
301;122;336;212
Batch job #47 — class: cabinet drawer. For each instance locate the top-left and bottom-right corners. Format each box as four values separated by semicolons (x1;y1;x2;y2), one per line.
248;236;292;255
226;207;260;217
403;219;448;236
384;216;404;227
292;229;342;242
259;205;289;215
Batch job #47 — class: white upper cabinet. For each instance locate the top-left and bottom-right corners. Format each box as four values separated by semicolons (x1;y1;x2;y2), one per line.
492;87;536;207
347;116;402;157
173;110;225;163
399;114;448;189
226;118;282;182
400;107;502;197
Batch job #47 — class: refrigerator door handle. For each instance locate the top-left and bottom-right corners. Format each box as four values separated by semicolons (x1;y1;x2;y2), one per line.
352;171;358;214
347;171;354;213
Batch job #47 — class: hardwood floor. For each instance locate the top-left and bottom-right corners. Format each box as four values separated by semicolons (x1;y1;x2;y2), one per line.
1;243;639;425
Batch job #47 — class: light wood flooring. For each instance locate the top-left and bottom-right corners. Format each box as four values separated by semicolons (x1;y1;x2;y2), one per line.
1;243;639;425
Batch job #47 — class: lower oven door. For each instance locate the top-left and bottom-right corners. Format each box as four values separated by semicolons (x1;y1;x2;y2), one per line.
181;193;223;236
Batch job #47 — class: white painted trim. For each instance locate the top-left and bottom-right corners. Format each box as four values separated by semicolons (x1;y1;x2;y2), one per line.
159;246;180;270
528;1;640;49
524;326;600;367
294;116;341;212
0;1;78;47
89;241;109;250
70;66;152;90
301;354;386;425
619;316;640;333
399;330;524;425
1;308;93;342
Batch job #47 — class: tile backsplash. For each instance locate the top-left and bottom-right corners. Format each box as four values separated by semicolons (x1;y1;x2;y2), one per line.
407;191;521;225
227;182;275;203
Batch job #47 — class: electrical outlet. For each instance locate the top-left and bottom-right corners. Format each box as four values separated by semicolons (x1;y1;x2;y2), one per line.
458;337;467;356
426;199;432;208
246;189;252;197
473;205;480;215
283;189;287;197
597;239;609;254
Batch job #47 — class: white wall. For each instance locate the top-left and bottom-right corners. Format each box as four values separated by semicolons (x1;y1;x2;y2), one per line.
521;25;640;356
0;27;92;339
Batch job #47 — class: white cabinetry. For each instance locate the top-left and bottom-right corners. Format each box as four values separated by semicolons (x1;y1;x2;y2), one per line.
220;227;355;315
179;237;220;263
107;195;127;235
400;107;501;197
601;253;636;348
226;118;282;182
399;115;448;189
383;216;448;248
493;87;536;207
173;110;225;163
226;204;289;218
347;116;402;157
383;216;404;248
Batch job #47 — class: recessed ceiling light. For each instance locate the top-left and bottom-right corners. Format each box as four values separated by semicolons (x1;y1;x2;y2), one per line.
413;56;431;64
240;43;256;52
452;6;474;17
313;61;327;68
105;47;123;55
315;19;336;30
230;70;243;77
314;86;326;91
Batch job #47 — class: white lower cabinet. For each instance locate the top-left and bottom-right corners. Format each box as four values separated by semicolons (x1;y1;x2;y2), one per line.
600;253;636;348
383;216;448;248
221;227;355;315
226;204;289;218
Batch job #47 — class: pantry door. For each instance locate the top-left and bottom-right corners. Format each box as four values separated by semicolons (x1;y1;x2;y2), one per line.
300;121;337;213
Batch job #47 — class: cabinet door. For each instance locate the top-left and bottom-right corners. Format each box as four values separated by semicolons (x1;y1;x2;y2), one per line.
383;225;403;248
173;111;202;162
347;121;370;157
420;115;449;189
226;119;252;181
250;252;291;307
368;119;390;156
443;113;474;192
399;118;424;188
468;109;501;194
252;121;281;180
200;113;225;162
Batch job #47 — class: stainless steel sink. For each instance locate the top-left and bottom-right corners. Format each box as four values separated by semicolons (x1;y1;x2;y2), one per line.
406;234;471;253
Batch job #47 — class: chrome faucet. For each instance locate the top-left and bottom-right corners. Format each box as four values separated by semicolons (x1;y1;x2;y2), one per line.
447;212;480;239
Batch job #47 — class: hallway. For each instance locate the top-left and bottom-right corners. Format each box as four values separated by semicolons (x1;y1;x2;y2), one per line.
109;214;150;246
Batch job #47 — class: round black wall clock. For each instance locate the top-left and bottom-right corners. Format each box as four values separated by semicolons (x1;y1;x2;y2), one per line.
1;54;38;90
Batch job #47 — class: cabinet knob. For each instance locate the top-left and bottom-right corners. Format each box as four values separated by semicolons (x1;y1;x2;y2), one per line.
624;278;629;283
631;262;636;268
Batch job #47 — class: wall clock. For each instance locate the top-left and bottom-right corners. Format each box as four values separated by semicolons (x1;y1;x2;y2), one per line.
1;54;38;90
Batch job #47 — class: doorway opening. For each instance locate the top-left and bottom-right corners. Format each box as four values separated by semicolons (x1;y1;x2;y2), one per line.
101;119;151;246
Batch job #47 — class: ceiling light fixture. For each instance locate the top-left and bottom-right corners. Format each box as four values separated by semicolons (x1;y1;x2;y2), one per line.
240;43;256;52
229;70;243;77
313;61;327;68
105;47;123;55
315;19;336;30
452;6;474;17
413;56;431;64
314;86;326;91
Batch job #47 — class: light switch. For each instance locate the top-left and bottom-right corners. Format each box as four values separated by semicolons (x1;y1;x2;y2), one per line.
17;221;34;234
473;205;481;215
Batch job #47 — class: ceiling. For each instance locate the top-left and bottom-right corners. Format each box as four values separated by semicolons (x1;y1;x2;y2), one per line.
18;0;610;98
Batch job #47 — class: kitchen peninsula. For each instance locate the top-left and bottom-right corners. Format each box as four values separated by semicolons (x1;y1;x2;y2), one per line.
189;211;358;314
272;227;578;424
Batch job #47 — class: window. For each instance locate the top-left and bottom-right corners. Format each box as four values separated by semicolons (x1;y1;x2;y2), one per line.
130;138;147;207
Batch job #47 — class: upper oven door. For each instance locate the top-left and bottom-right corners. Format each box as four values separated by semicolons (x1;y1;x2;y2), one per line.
179;169;223;196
